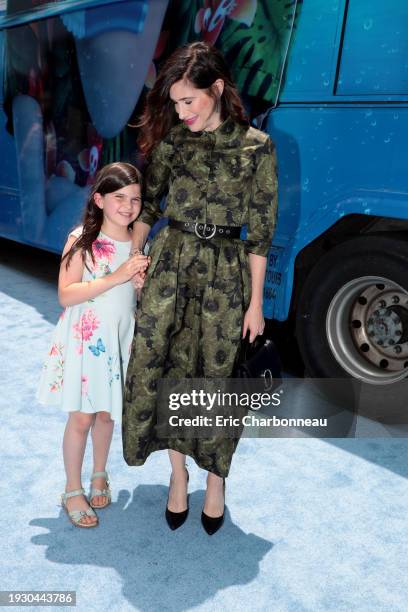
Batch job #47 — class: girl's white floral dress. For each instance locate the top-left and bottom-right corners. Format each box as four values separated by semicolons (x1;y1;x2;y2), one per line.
37;227;136;422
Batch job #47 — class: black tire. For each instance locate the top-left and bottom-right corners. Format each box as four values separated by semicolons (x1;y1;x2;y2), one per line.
295;236;408;384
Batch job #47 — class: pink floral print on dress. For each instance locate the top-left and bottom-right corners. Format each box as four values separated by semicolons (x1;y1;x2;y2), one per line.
81;375;89;395
73;309;100;342
92;238;116;262
48;343;64;392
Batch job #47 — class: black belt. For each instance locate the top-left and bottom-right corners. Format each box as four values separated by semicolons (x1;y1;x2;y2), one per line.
168;218;242;240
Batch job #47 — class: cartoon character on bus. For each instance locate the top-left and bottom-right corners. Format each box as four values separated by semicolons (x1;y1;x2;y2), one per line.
2;0;293;249
2;0;169;247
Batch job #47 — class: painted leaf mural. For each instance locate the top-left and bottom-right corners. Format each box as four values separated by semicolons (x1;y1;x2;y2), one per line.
153;0;300;115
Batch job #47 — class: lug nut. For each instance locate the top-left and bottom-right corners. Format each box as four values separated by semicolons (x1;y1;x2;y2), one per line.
392;296;400;304
379;300;386;308
395;330;402;337
389;339;395;345
394;345;402;354
377;339;384;346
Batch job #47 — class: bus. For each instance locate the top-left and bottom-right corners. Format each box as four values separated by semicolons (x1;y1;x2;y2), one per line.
1;0;407;386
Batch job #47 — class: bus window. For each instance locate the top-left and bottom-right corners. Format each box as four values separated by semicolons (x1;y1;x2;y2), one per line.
336;0;408;96
278;0;341;97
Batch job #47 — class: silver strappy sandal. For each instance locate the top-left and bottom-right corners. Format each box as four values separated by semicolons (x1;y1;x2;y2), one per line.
89;471;112;509
61;488;98;528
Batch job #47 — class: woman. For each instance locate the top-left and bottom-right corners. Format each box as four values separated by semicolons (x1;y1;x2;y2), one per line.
123;42;278;534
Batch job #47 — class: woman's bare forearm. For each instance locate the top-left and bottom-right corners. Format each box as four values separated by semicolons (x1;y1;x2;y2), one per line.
248;253;267;307
131;221;151;251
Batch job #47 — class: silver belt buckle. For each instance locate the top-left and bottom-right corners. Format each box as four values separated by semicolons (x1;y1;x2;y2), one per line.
194;222;216;239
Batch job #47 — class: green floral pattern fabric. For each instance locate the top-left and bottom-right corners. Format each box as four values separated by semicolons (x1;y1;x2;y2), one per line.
122;117;278;477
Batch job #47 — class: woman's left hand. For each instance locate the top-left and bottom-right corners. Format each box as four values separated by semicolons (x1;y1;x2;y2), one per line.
242;302;265;343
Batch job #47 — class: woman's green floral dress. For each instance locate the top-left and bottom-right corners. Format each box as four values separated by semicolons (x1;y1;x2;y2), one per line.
123;116;278;477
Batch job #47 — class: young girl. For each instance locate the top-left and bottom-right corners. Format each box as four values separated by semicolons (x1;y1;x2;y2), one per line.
37;162;149;528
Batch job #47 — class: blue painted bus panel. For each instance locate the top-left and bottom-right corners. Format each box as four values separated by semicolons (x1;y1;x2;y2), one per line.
279;0;408;103
278;0;343;99
337;0;408;96
0;31;18;193
264;104;408;319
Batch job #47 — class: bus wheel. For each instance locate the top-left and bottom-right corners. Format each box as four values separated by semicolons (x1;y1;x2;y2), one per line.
296;236;408;384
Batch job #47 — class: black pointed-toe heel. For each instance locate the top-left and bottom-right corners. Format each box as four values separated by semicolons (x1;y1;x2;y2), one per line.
201;479;225;536
165;468;189;531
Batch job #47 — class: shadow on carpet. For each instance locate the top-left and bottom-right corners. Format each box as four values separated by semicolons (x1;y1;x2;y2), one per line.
30;484;273;611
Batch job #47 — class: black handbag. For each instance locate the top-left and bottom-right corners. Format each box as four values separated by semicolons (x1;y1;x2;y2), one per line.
233;334;282;392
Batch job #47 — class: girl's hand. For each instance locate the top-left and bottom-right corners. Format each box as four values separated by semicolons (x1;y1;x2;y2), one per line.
132;270;147;290
242;302;265;343
112;254;149;285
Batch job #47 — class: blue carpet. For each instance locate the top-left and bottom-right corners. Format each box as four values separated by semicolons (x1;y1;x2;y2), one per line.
1;241;408;612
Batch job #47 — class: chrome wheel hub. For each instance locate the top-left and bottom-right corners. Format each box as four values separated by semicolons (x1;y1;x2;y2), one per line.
326;276;408;384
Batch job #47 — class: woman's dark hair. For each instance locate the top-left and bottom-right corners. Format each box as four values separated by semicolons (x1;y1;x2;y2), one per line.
138;42;248;157
62;162;142;269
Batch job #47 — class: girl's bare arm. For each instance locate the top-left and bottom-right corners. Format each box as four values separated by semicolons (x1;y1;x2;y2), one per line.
58;235;148;307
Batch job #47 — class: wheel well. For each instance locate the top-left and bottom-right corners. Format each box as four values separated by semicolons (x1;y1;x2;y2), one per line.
290;214;408;318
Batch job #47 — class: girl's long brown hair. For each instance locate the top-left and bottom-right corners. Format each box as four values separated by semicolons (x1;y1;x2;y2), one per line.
62;162;142;269
138;42;248;158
